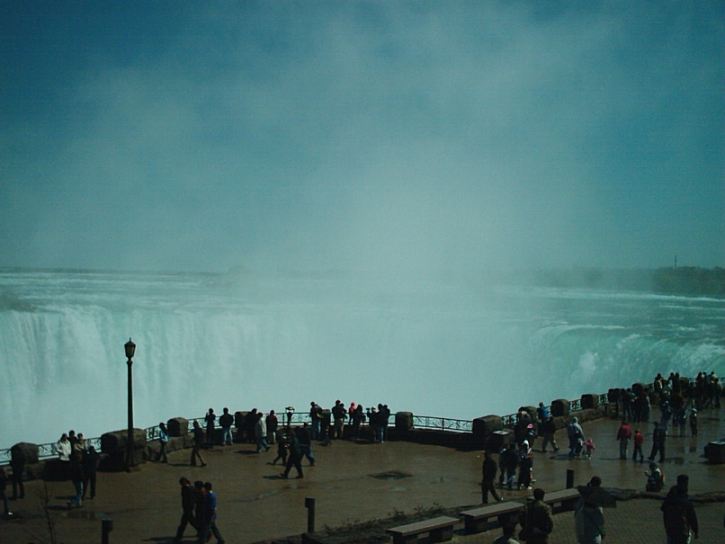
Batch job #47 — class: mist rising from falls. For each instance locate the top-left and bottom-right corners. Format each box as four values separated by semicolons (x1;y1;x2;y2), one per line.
1;269;724;446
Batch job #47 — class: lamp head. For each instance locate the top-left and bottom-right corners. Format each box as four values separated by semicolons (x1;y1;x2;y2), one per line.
124;338;136;360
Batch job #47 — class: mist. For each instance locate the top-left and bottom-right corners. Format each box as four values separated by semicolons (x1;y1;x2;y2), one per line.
2;2;723;274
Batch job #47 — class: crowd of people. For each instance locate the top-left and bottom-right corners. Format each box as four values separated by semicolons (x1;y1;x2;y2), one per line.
481;371;719;543
174;477;224;544
1;374;720;542
53;430;100;507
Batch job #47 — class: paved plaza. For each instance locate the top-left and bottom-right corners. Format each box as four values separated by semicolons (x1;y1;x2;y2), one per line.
2;405;723;543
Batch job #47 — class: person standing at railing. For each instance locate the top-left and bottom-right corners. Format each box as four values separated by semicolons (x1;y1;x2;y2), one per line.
351;404;365;439
56;433;72;479
332;400;347;439
219;409;234;446
265;410;278;445
309;402;322;440
0;466;12;518
255;413;270;453
379;404;391;443
57;433;71;461
9;447;25;500
158;422;170;463
204;408;216;447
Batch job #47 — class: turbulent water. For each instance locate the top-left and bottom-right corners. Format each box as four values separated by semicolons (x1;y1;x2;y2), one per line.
1;269;723;446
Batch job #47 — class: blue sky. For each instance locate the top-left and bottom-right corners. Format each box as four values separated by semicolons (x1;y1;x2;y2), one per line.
1;1;723;273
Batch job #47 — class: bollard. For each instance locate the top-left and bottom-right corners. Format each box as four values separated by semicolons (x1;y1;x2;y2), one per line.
304;496;316;533
101;516;113;544
566;469;575;489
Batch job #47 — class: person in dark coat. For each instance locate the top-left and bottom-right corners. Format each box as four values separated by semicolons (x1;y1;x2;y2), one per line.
518;488;553;543
481;450;503;503
0;467;11;518
661;474;699;544
281;432;303;479
649;422;667;463
174;477;197;543
81;446;99;499
271;431;289;466
199;482;224;544
190;421;206;467
204;408;216;447
219;408;234;446
9;448;25;500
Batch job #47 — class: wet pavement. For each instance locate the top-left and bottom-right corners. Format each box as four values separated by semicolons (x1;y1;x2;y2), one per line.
2;405;723;543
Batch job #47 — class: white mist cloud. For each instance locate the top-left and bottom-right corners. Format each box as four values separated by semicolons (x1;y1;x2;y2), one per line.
1;2;723;272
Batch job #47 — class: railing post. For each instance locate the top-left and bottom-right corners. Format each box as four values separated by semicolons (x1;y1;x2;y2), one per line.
304;497;316;533
566;469;575;489
101;515;113;544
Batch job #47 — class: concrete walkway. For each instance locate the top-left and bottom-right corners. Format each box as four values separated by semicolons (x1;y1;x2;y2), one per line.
2;406;723;543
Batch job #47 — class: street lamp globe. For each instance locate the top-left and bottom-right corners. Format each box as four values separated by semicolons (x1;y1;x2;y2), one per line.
125;338;136;360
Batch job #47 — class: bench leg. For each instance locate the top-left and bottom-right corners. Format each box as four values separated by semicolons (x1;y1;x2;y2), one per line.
464;518;487;534
392;535;417;544
429;525;454;543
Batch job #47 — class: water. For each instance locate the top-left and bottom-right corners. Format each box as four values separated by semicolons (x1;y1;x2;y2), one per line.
1;269;723;446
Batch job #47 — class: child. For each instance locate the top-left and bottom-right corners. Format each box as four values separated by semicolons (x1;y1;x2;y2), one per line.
645;462;664;492
583;438;595;459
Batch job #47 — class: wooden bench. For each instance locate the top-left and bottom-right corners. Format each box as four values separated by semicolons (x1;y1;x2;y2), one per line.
543;488;581;512
459;501;524;534
386;516;458;544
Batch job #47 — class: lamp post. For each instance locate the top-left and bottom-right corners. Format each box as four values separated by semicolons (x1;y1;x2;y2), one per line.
124;338;136;469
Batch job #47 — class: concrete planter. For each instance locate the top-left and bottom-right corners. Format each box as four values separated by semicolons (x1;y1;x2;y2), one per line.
100;429;147;470
167;417;188;437
551;399;570;418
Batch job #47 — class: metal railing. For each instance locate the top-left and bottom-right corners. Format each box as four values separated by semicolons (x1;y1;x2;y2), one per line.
0;394;616;465
411;415;473;433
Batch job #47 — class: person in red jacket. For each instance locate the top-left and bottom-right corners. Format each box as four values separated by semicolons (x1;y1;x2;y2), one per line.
616;420;632;459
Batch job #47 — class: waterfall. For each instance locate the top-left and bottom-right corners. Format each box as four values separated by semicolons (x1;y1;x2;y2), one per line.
1;270;723;446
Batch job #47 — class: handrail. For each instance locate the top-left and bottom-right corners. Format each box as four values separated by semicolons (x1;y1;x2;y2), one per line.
0;389;649;465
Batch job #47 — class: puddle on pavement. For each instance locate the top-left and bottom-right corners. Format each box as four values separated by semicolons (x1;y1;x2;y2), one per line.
66;510;108;521
369;470;412;480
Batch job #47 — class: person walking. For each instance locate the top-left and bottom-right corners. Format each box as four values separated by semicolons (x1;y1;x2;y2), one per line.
190;421;206;467
281;432;303;479
174;477;197;543
649;422;667;463
661;474;699;544
632;428;645;462
255;413;270;453
540;416;558;453
198;482;225;544
81;446;99;500
481;450;503;503
271;431;289;466
518;488;553;543
567;417;584;459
